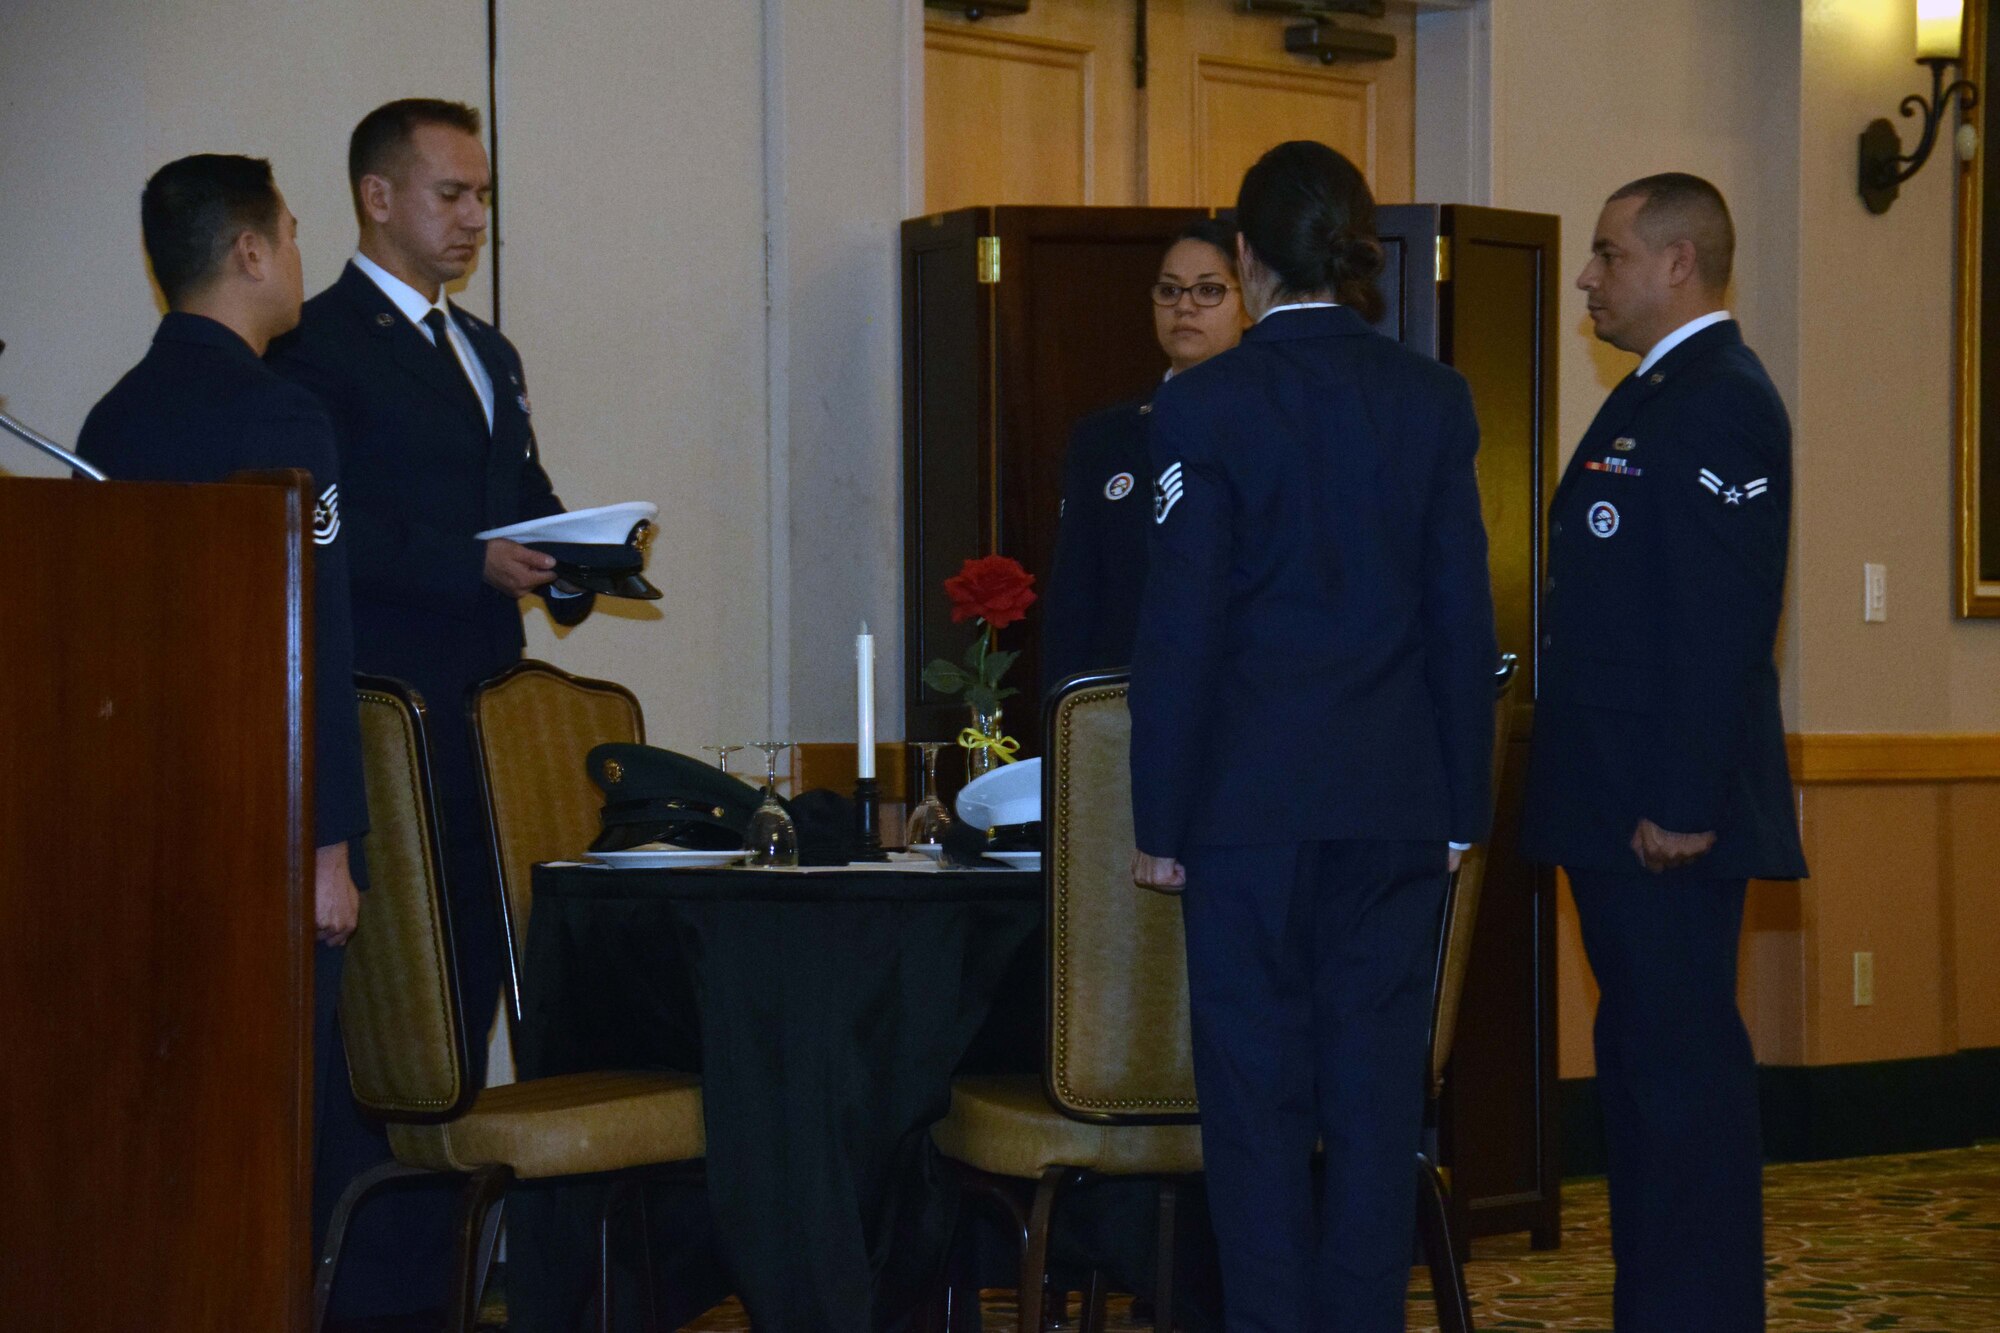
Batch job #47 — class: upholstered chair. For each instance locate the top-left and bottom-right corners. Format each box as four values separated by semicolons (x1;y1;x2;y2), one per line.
469;659;644;1031
931;672;1202;1333
314;675;701;1333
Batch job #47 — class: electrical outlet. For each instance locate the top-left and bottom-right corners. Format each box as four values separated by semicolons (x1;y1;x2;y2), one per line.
1864;563;1888;622
1853;951;1875;1006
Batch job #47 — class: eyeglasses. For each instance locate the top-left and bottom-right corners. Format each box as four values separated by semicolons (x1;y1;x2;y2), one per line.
1151;281;1237;308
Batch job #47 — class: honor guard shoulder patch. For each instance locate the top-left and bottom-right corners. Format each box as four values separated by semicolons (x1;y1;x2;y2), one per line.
1104;472;1134;501
1153;462;1184;525
313;483;342;545
1587;500;1620;537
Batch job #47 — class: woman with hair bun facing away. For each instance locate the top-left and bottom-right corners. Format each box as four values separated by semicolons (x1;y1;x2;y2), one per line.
1127;141;1498;1330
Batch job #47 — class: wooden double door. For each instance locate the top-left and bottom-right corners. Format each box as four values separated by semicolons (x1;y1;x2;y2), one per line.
923;0;1415;213
900;203;1563;1249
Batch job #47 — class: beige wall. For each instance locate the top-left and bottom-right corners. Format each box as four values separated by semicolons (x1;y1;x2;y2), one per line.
1795;0;2000;731
1479;0;2000;1078
0;0;919;752
498;2;777;751
0;0;488;479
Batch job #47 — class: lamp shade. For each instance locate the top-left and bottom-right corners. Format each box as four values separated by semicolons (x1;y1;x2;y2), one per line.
1918;0;1965;60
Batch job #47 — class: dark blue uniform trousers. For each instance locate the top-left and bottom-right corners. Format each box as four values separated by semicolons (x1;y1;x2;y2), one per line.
1179;839;1446;1333
1568;867;1764;1332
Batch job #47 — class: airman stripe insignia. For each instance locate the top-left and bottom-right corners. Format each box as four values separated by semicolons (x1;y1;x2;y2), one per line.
1153;463;1185;525
1744;477;1770;497
1698;468;1724;494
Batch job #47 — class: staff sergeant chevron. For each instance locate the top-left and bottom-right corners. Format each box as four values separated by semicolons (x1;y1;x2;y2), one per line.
1153;461;1184;525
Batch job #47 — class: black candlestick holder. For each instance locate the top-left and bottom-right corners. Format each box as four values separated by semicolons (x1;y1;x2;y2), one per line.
852;775;887;861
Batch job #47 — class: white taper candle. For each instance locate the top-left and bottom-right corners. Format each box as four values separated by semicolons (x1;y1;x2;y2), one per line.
856;623;876;779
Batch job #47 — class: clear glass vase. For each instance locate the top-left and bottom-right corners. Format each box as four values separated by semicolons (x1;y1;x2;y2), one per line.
963;703;1006;781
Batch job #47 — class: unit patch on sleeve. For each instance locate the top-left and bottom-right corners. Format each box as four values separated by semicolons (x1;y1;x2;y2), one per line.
1104;472;1135;501
1587;500;1620;538
1153;462;1184;525
313;483;342;546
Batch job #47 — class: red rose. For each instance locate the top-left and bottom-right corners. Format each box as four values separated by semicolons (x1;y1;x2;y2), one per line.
944;554;1038;629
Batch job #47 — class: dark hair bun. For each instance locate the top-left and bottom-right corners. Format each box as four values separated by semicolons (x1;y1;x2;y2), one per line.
1236;140;1384;324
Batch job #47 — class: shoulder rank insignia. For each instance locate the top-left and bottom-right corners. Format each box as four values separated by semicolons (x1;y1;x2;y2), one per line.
1153;462;1184;525
1699;469;1769;505
312;483;342;546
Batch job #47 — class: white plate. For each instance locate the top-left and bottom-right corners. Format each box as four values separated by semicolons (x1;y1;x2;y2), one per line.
586;848;748;869
987;851;1042;871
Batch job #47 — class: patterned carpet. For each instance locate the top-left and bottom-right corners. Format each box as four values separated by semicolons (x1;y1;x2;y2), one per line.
490;1145;2000;1330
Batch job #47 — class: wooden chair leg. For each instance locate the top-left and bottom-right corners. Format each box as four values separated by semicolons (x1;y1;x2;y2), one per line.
311;1160;431;1333
1417;1153;1474;1333
1152;1180;1178;1333
446;1163;512;1333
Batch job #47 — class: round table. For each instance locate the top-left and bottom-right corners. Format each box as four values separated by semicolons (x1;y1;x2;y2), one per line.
509;861;1041;1333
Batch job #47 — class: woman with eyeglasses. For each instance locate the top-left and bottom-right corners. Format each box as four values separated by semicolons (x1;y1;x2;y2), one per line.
1128;141;1498;1331
1039;216;1251;696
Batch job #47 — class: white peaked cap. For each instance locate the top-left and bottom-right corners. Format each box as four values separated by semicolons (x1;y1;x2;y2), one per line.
476;500;659;543
956;757;1042;829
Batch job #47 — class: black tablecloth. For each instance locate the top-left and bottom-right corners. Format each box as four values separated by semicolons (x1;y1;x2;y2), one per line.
512;862;1041;1333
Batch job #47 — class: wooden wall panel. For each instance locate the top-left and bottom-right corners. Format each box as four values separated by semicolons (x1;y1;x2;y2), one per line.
921;1;1413;212
926;27;1096;212
1947;783;2000;1048
1558;737;2000;1080
1192;57;1373;207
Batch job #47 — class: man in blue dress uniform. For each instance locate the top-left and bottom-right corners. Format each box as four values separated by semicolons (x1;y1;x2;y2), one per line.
1521;173;1807;1332
270;98;592;1328
74;152;368;1264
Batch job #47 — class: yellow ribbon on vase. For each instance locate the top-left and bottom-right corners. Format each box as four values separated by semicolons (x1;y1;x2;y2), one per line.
956;726;1022;765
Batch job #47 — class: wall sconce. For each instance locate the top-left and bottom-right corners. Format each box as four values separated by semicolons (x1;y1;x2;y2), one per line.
1858;0;1981;214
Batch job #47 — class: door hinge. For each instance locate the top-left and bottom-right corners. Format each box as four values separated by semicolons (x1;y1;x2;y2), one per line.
1435;235;1452;284
977;235;1001;284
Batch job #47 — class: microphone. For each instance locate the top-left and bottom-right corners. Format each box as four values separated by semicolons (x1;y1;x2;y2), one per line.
0;340;109;480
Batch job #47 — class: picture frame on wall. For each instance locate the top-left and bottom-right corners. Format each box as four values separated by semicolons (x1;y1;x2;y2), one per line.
1959;0;2000;614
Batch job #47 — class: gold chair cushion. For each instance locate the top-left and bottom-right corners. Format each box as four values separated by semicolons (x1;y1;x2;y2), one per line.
932;1074;1202;1179
389;1070;705;1180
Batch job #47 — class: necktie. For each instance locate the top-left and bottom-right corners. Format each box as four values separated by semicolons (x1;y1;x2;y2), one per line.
422;308;485;424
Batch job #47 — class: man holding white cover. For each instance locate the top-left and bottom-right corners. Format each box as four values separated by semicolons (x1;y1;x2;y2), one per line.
269;96;618;1329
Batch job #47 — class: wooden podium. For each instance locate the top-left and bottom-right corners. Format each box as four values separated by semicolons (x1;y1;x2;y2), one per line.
0;472;316;1330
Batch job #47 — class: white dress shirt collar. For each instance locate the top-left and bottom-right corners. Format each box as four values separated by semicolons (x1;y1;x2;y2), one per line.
1260;300;1339;322
353;250;446;329
351;251;495;429
1635;310;1732;378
